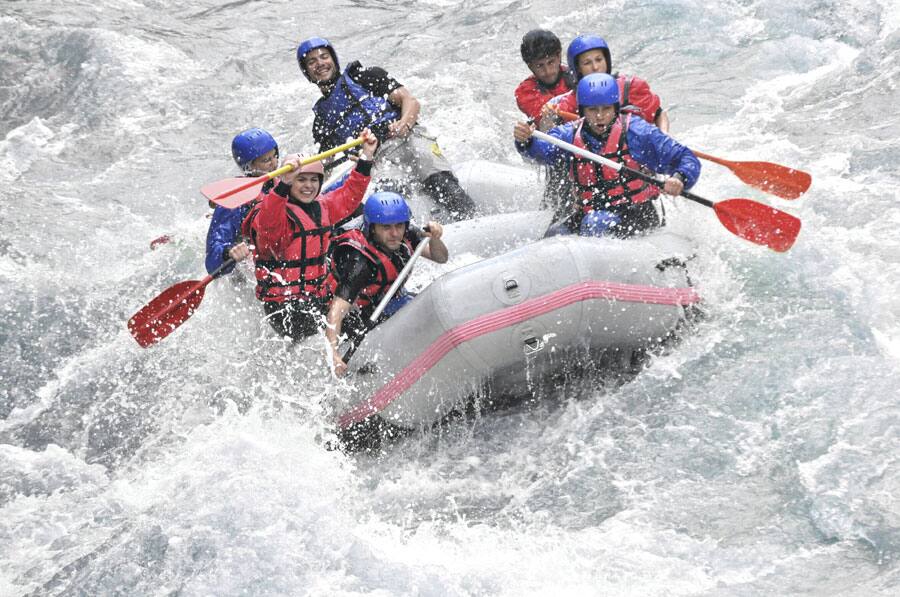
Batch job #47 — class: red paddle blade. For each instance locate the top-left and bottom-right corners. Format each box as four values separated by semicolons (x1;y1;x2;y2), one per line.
713;199;801;253
729;161;811;200
201;177;265;209
128;279;208;347
149;234;172;250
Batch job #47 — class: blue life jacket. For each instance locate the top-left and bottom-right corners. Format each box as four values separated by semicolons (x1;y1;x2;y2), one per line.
313;67;400;150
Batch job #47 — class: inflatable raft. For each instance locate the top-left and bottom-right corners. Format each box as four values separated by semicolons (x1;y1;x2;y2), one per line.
336;231;700;446
327;158;544;223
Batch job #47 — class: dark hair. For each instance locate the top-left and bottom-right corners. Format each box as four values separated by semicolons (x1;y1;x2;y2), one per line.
520;29;562;64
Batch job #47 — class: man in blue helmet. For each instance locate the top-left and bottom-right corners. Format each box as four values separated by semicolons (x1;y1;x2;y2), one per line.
324;192;448;376
551;35;669;132
296;36;478;221
513;73;700;238
204;128;279;276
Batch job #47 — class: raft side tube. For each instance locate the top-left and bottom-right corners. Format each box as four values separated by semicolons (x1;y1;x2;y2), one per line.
340;234;699;431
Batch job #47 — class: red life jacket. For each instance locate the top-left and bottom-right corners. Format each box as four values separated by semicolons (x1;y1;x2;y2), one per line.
326;229;413;309
243;201;333;303
553;74;661;126
570;113;660;212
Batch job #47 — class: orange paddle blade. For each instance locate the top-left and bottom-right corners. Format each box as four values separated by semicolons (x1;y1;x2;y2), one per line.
694;151;811;200
201;137;367;209
128;277;211;347
201;177;266;210
713;199;801;253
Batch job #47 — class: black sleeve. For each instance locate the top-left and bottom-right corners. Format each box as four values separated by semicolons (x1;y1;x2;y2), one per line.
354;157;374;177
333;246;378;303
405;225;425;250
347;61;403;99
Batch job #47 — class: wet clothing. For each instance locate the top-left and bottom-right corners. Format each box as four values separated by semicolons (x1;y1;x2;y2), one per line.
516;113;700;237
514;66;575;121
552;73;662;126
570;116;660;208
312;61;402;151
241;160;372;339
310;61;477;221
204;180;273;275
262;298;331;340
331;227;423;310
514;67;576;217
329;226;425;344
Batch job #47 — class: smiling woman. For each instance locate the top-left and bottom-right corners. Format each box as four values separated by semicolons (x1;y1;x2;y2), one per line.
280;153;326;204
239;135;378;341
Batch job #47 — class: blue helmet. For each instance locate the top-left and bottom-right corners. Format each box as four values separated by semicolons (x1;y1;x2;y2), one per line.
231;128;278;172
566;35;611;79
577;73;619;108
364;192;411;231
296;36;339;82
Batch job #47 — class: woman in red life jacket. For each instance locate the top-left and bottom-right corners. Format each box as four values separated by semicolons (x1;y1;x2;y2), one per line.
241;131;379;341
550;35;669;132
324;192;448;376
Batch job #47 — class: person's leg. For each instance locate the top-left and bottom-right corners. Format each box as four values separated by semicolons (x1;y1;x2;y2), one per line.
421;171;478;221
262;300;326;341
610;201;661;238
407;125;478;221
579;210;621;237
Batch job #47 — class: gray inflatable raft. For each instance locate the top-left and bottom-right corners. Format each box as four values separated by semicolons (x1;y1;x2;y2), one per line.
337;232;700;437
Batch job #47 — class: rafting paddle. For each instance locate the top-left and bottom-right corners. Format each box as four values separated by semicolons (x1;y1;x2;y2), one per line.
689;150;811;200
201;137;366;209
531;130;801;252
128;260;234;348
340;237;432;364
369;237;431;323
553;109;811;200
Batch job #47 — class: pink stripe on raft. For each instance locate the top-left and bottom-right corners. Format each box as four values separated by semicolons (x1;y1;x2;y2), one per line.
338;280;700;428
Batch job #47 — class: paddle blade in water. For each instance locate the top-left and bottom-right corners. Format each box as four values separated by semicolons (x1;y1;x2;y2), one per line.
149;234;172;250
201;177;265;209
128;279;208;347
713;198;801;253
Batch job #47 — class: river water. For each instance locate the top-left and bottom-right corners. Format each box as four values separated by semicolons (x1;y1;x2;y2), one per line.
2;0;899;595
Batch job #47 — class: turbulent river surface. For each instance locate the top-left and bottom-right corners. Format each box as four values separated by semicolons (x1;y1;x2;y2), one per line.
2;0;900;595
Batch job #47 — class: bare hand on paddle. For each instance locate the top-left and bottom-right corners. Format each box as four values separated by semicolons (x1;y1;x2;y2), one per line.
662;176;684;196
227;242;251;262
346;128;379;162
538;103;561;131
332;350;348;378
513;121;536;143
